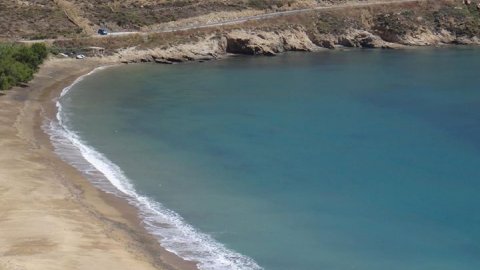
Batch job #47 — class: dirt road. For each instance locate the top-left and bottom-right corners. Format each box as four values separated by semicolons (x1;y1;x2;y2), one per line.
22;0;426;43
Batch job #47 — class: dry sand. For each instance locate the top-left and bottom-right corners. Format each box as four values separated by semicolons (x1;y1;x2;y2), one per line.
0;58;197;270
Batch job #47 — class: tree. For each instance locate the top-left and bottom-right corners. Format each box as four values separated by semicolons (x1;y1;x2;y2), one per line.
0;43;48;90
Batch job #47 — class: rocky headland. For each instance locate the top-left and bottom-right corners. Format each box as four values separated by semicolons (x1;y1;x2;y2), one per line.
70;0;479;64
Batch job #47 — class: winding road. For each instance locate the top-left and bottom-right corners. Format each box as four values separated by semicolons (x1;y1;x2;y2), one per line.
111;0;426;36
24;0;427;43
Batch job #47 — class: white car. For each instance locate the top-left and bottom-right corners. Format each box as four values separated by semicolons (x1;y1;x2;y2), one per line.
76;54;86;59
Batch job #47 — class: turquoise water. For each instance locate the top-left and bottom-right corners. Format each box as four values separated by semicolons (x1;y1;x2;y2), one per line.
58;49;480;270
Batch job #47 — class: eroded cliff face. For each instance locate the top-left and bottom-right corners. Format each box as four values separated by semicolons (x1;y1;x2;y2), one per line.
112;0;480;63
115;29;318;63
225;29;318;55
306;0;480;49
115;36;228;64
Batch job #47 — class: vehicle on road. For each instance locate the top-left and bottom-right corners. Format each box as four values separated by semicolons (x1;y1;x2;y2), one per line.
97;28;108;35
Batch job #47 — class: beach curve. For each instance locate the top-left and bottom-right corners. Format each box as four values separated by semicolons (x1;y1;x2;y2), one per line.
0;58;197;270
47;62;263;270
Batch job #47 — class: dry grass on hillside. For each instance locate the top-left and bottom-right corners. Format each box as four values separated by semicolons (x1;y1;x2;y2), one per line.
0;0;80;39
3;0;468;40
0;0;361;39
50;0;480;54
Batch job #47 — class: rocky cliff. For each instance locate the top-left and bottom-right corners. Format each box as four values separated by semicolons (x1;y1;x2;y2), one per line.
56;0;480;63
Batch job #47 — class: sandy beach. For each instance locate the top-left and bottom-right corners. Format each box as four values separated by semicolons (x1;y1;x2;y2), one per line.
0;59;197;270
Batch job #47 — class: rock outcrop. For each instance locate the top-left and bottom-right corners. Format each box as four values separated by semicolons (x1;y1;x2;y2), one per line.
114;28;321;63
311;30;402;49
375;27;480;47
115;35;227;63
51;0;480;65
102;0;480;65
226;29;318;56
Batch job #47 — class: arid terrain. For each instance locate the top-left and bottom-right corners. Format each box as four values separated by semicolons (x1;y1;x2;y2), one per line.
1;0;357;39
3;1;480;54
35;0;479;64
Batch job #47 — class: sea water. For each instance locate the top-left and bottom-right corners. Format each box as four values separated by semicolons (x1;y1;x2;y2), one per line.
52;48;480;270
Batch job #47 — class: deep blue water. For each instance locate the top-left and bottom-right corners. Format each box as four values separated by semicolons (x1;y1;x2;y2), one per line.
60;48;480;270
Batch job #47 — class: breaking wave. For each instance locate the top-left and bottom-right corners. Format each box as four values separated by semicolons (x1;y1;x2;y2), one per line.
43;66;262;270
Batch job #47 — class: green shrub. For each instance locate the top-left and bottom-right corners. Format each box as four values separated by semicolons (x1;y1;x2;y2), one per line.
0;43;48;90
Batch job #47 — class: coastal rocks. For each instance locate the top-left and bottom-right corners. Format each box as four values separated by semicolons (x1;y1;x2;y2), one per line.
153;57;173;64
110;3;480;66
280;29;318;51
116;29;320;64
454;35;480;45
398;29;455;46
150;36;226;62
226;29;317;56
309;33;337;49
338;30;393;48
115;35;227;64
226;32;278;55
311;30;401;49
391;29;480;46
318;39;336;49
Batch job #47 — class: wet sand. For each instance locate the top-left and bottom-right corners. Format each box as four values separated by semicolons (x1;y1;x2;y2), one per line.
0;58;197;270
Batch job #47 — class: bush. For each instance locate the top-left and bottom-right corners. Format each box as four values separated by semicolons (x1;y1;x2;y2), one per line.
0;43;48;90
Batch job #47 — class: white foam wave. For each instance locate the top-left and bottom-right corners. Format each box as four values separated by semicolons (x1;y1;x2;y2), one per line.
43;66;263;270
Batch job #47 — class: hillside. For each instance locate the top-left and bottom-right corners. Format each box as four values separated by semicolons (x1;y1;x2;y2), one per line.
1;0;346;39
2;0;480;63
45;0;480;58
0;0;80;39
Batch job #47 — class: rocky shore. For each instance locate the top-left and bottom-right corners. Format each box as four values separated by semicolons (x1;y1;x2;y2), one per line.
102;0;480;64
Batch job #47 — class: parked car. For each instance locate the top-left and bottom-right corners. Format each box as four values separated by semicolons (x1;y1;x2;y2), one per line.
76;54;85;59
98;28;108;35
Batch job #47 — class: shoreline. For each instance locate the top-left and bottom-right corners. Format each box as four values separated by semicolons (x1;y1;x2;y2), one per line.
1;43;479;270
45;55;263;269
0;58;197;270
